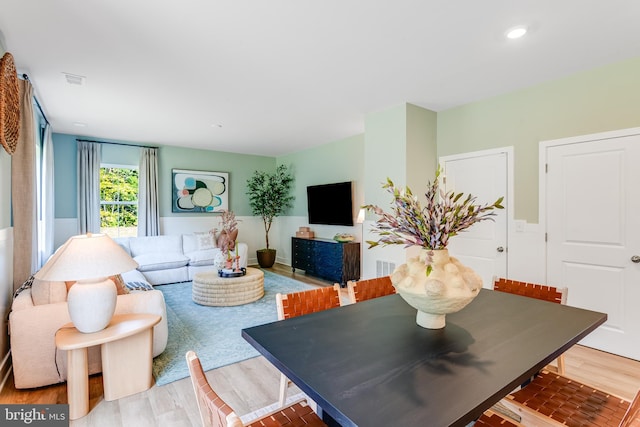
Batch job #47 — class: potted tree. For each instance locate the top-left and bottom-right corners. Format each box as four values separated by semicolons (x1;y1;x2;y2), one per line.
246;164;295;268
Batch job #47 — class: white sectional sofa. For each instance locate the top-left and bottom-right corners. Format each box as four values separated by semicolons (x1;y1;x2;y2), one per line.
115;233;248;286
9;232;247;389
10;280;168;389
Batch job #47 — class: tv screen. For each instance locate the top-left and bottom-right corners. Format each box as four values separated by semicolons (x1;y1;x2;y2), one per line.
307;181;354;226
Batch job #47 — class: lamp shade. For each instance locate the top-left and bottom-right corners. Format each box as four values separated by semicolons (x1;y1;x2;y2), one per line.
35;233;138;282
356;208;366;224
34;233;139;333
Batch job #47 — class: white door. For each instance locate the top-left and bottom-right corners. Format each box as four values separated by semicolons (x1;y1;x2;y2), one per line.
440;150;509;289
545;130;640;360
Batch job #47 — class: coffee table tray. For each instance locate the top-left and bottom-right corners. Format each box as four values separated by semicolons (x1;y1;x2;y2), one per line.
218;267;247;278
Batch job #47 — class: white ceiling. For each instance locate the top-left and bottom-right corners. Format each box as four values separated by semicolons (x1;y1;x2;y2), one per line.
1;1;639;156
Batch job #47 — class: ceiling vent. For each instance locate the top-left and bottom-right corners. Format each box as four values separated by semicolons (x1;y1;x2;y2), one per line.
63;72;86;86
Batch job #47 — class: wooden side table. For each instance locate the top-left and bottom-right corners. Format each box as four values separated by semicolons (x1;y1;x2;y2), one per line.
55;313;161;420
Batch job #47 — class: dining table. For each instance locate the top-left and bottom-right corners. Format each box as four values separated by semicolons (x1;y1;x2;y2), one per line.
242;289;607;427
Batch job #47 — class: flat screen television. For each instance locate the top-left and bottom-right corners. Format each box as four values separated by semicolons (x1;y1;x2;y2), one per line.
307;181;354;226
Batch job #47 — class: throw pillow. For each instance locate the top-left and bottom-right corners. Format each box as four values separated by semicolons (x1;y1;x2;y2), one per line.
64;274;129;295
13;275;35;299
110;274;130;295
124;281;154;292
194;231;216;251
31;279;68;305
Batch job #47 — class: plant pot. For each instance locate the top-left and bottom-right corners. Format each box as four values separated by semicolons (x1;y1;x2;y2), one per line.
392;249;481;329
256;249;277;268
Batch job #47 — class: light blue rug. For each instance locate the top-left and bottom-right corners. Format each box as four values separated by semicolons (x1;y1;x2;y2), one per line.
152;270;317;386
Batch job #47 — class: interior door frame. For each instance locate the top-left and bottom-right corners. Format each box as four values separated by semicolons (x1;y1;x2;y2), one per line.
539;126;640;283
439;146;514;276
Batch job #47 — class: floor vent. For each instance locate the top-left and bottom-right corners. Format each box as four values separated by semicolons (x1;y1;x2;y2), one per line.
376;260;396;277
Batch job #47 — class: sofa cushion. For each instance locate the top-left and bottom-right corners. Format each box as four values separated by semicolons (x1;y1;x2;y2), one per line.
186;248;221;267
113;237;132;256
193;231;216;250
31;278;68;305
129;235;182;257
134;253;189;272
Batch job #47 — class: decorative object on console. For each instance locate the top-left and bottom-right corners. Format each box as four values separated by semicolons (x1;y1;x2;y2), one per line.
172;169;228;213
0;52;20;155
333;233;355;242
295;226;314;238
363;167;503;329
35;233;139;333
246;164;295;268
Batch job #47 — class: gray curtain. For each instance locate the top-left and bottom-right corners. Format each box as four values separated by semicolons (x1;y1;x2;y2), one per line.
11;79;37;291
77;141;101;234
138;147;159;236
38;123;55;267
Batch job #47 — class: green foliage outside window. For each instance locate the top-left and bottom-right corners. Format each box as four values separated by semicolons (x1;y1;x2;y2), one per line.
100;167;139;228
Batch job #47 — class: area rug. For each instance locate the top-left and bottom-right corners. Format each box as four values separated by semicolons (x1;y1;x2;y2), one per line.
152;270;318;386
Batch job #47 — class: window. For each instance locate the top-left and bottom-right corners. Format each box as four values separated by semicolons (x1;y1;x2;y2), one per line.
100;165;138;238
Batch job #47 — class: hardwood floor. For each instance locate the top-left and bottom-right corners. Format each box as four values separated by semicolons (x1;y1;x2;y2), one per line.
2;264;640;426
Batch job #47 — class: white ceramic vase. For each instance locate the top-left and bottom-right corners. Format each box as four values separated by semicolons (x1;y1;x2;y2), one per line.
391;248;482;329
67;278;117;333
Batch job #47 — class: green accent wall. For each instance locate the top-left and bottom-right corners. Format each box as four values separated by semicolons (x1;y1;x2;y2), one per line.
277;134;364;216
52;133;275;219
437;56;640;223
158;145;273;217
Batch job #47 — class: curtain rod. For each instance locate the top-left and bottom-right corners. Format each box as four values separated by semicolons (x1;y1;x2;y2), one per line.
21;74;50;126
76;139;158;149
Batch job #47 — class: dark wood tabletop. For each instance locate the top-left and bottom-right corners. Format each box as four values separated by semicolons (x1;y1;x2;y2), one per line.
242;289;607;427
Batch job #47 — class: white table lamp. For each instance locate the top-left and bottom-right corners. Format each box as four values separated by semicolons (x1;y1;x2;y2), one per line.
35;233;138;333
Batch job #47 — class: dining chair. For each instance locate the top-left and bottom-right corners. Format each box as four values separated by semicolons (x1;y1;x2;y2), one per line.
493;277;568;374
475;409;523;426
185;350;327;427
275;284;342;407
501;369;640;427
346;275;395;304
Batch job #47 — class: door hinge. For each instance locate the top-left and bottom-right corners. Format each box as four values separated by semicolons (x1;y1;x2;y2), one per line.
545;163;548;173
545;232;548;242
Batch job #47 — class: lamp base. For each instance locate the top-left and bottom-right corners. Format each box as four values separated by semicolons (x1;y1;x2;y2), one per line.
67;278;117;333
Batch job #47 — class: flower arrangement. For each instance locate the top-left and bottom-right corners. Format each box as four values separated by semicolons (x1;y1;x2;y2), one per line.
363;167;504;251
217;209;240;262
219;209;238;239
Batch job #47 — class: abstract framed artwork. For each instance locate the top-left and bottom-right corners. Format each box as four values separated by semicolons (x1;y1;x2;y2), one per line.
172;169;229;213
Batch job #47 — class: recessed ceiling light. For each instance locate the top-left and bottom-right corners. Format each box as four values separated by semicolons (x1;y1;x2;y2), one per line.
73;122;87;127
506;26;527;39
211;123;223;128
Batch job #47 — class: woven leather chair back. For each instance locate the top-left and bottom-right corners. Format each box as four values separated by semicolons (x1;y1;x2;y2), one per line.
186;351;327;427
347;276;395;304
475;410;522;426
276;284;341;320
186;351;242;427
493;277;567;304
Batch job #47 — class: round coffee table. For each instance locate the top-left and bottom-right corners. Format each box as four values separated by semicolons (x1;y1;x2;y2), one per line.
192;267;264;306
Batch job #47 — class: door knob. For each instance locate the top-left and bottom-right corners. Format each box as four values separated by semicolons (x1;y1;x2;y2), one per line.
632;255;640;263
497;246;504;253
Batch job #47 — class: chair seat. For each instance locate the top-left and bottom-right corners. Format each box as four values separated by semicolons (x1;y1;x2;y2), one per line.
245;400;326;427
475;410;522;426
505;370;631;427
